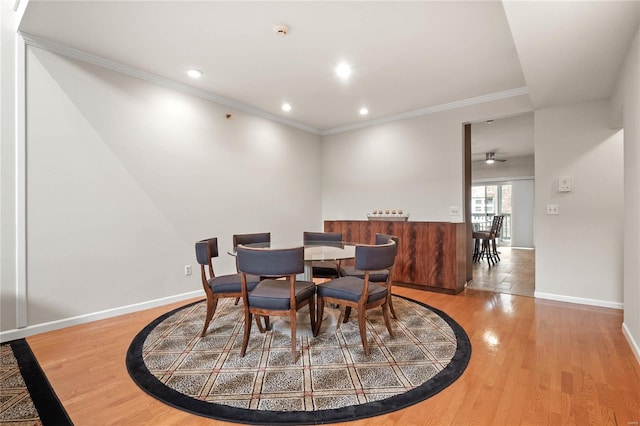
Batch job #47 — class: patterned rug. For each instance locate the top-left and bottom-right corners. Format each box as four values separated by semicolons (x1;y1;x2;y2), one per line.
0;339;73;425
126;295;471;425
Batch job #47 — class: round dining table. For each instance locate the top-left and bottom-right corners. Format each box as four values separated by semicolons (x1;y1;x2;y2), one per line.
229;240;356;281
228;240;356;336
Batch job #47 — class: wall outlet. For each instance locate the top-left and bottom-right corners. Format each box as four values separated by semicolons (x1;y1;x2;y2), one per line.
184;265;192;276
546;204;559;215
449;206;460;216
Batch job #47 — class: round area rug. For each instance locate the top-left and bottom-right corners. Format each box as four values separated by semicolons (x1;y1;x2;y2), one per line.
126;295;471;425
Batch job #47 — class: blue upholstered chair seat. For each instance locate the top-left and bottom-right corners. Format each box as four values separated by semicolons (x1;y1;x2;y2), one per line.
248;279;316;310
209;273;260;293
316;276;387;303
339;265;389;282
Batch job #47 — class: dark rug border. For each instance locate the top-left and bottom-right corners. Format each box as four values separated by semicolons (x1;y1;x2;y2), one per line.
7;338;74;426
126;295;471;425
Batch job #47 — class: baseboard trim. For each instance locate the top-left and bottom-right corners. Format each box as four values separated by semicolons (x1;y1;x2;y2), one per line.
0;290;202;343
533;292;623;310
622;322;640;366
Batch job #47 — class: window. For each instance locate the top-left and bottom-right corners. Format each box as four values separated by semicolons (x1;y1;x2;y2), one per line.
472;183;512;243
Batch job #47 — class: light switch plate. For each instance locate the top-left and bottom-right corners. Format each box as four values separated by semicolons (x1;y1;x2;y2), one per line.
558;176;573;192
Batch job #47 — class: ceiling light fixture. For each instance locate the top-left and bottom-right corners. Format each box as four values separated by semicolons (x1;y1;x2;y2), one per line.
186;69;203;79
281;103;292;112
359;107;369;116
336;63;352;79
485;119;494;124
485;152;506;164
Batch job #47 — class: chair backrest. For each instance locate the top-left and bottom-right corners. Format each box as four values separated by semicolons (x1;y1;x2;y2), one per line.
375;233;398;245
303;231;343;248
375;233;399;257
195;237;218;266
303;231;342;243
495;215;505;237
233;232;271;249
237;246;304;277
490;215;504;237
355;241;396;272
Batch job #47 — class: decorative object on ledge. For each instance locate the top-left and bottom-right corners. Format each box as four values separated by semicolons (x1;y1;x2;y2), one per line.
367;209;410;221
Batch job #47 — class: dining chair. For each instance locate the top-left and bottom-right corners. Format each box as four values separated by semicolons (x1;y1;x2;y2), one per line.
231;232;272;304
236;245;316;363
195;237;261;337
232;232;271;270
303;231;344;279
472;215;504;266
339;233;399;319
314;240;396;355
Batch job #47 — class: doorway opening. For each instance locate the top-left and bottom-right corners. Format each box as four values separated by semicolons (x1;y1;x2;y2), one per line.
465;113;535;297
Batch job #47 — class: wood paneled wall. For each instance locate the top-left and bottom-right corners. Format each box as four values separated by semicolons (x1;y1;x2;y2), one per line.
325;220;467;294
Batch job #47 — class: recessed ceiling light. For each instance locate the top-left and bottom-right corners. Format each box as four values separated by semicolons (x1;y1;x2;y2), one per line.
282;103;292;112
359;107;369;116
186;69;203;79
485;119;494;124
336;63;352;79
273;24;289;36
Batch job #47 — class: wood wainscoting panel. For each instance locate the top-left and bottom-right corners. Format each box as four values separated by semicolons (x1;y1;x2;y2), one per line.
326;220;466;294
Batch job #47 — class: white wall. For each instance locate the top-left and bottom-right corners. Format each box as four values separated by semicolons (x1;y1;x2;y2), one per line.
611;20;640;360
4;46;322;331
510;179;534;248
534;100;624;307
1;1;20;332
321;96;532;223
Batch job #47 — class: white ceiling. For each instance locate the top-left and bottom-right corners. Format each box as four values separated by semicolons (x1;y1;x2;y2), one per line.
18;1;640;148
471;112;534;161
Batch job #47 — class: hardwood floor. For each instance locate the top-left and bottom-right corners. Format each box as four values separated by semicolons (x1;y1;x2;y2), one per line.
467;246;535;297
27;286;639;425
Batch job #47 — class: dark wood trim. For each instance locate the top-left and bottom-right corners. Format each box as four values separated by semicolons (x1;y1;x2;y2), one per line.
464;123;473;281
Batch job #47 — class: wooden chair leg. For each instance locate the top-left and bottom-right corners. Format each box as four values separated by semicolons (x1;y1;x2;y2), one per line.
240;311;252;357
357;308;370;355
492;238;500;261
388;293;397;319
200;297;218;337
314;297;324;336
255;315;268;333
382;302;394;338
473;238;480;262
343;306;352;323
308;298;316;333
290;311;297;363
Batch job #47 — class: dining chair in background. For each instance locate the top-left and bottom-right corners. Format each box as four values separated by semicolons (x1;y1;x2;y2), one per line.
232;232;271;270
237;245;316;363
314;240;396;355
195;237;261;337
339;233;399;319
472;215;504;266
303;231;344;279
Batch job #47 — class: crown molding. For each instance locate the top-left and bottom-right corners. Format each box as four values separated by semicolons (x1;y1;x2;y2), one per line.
20;32;323;135
321;86;530;135
20;32;529;137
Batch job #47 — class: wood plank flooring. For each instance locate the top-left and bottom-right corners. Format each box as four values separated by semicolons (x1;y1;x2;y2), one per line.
26;286;639;425
467;247;535;297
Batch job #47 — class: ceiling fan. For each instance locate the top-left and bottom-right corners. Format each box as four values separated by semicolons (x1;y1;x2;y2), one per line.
485;152;506;164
